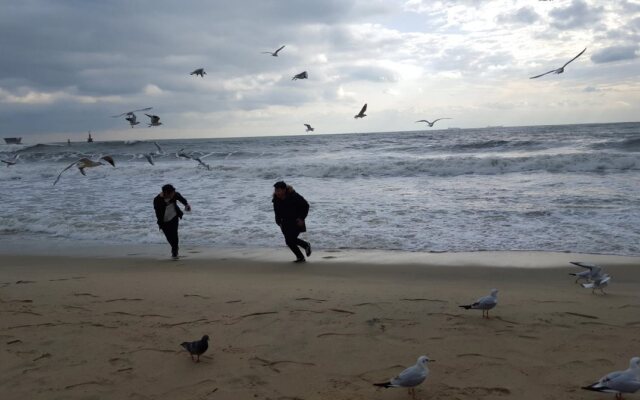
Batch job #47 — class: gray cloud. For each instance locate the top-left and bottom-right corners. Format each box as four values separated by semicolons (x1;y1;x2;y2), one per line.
496;7;540;25
591;45;639;64
549;0;604;30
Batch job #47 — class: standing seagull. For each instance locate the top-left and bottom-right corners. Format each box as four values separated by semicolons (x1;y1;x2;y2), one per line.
582;274;611;295
529;48;587;79
292;71;308;80
111;108;153;128
374;356;434;400
53;156;115;186
262;45;285;57
190;68;206;77
459;289;498;318
180;335;210;362
304;124;314;132
415;118;451;127
582;357;640;399
354;103;367;119
145;114;162;127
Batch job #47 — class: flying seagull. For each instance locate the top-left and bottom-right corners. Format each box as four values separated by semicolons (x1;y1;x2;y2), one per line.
569;261;604;284
53;156;115;186
142;142;164;166
262;45;285;57
529;48;587;79
192;156;211;170
459;289;498;318
292;71;308;80
582;357;640;399
190;68;206;77
415;118;451;127
1;154;19;167
145;114;162;127
180;335;210;362
304;124;314;132
111;108;153;128
354;103;367;119
374;356;434;400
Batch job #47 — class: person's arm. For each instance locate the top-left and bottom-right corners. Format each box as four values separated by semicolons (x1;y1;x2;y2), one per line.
297;194;309;220
175;192;191;211
273;199;282;226
153;197;164;228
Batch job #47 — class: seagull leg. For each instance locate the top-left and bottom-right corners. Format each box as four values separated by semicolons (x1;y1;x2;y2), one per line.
196;354;200;363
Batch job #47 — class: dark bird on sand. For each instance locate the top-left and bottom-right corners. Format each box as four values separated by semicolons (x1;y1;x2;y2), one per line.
181;335;209;362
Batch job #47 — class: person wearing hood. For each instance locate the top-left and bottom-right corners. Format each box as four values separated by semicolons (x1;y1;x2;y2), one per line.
153;184;191;259
272;181;311;263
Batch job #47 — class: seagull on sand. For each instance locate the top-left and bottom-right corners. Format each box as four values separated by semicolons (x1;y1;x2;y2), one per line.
354;103;367;119
459;289;498;318
529;48;587;79
292;71;308;80
145;114;162;127
180;335;210;362
111;108;153;128
416;118;451;127
53;156;115;185
374;356;434;400
582;357;640;399
582;274;611;295
569;261;604;284
262;45;285;57
304;124;314;132
190;68;206;77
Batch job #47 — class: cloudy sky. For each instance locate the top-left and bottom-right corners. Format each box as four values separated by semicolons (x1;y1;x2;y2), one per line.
1;0;639;141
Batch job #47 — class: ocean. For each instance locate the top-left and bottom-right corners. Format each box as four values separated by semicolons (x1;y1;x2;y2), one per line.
1;122;639;255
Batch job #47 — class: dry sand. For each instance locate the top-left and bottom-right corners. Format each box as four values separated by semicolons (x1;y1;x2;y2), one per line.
1;250;639;400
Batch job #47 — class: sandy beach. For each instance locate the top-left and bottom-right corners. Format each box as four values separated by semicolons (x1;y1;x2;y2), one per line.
1;249;639;400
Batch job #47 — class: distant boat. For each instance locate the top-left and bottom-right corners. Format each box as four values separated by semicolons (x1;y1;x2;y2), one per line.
4;137;22;144
87;132;93;143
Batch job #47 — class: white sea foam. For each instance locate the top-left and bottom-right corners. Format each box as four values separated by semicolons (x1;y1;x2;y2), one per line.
1;123;639;255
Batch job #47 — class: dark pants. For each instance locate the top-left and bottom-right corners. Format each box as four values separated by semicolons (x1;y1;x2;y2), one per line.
282;226;309;260
161;217;179;257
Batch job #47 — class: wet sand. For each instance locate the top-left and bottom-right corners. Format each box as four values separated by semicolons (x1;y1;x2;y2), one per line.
1;250;639;400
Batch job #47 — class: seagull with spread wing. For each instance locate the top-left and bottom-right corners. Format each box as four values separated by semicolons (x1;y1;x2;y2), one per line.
262;45;285;57
530;48;587;79
53;156;115;185
292;71;308;80
304;124;314;132
415;118;451;127
145;114;162;127
190;68;206;77
1;154;19;167
354;103;367;119
111;108;153;128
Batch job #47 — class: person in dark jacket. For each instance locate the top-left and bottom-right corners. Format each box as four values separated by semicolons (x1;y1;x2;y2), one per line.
272;181;311;262
153;184;191;259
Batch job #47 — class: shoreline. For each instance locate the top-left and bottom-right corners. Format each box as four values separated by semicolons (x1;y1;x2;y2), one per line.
1;238;639;268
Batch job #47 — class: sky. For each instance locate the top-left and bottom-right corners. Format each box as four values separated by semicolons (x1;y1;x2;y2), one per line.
1;0;639;142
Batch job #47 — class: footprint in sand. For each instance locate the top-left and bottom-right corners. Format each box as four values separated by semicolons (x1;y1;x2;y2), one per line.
73;292;99;298
322;256;338;259
15;280;36;285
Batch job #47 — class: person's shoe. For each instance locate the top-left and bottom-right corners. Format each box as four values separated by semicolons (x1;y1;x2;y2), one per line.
305;243;312;257
293;258;306;263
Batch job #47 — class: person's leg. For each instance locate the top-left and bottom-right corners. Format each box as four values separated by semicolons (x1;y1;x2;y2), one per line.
295;237;311;257
282;228;305;260
162;218;180;257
